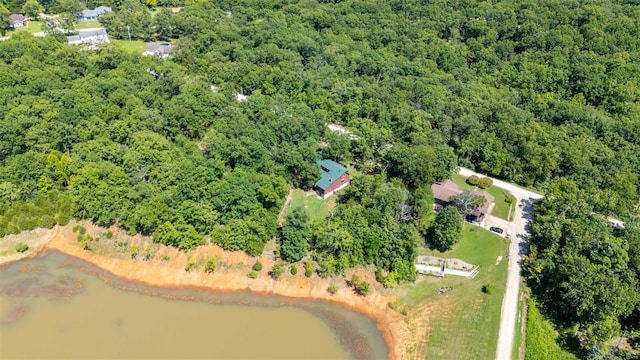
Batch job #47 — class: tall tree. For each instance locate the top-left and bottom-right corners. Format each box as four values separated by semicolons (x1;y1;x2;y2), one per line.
450;191;485;222
429;206;462;251
56;0;83;33
280;207;310;262
0;3;10;35
21;0;42;19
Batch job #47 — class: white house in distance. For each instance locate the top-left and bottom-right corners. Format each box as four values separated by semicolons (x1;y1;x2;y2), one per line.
77;6;112;21
143;42;173;58
67;29;110;46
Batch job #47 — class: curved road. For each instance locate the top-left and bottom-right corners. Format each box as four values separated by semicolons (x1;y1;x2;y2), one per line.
457;168;543;360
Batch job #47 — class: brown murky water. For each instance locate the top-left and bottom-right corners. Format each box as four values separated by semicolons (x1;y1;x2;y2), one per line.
0;251;388;359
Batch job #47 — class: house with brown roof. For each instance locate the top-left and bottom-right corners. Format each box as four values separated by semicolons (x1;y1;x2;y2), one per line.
10;14;27;28
431;180;494;222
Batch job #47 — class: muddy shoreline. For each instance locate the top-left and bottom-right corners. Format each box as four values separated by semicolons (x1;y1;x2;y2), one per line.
2;224;410;359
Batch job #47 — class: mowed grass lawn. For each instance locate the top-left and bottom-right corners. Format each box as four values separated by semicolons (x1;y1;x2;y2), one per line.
485;185;514;221
401;226;509;359
26;21;42;33
450;173;474;191
75;20;102;29
451;174;514;221
110;39;148;54
286;189;336;223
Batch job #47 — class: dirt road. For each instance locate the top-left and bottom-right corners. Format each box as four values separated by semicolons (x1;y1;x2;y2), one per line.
458;168;543;360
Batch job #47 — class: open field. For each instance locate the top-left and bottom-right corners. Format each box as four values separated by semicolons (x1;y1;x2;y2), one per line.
401;226;509;359
286;189;336;223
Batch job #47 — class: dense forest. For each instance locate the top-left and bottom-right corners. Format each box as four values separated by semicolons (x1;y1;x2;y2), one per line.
2;0;640;355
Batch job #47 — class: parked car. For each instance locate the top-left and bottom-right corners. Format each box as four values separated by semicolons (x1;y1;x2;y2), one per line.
489;226;504;234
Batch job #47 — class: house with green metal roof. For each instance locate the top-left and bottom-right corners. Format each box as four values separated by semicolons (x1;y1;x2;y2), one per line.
314;159;350;199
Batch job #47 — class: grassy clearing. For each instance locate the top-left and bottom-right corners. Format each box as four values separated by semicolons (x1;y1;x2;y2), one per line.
111;39;148;54
419;226;507;267
26;21;43;33
401;226;509;359
286;189;336;223
75;20;101;29
485;185;514;221
524;299;577;360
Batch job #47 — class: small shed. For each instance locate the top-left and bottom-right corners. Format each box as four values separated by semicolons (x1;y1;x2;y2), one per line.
314;160;349;199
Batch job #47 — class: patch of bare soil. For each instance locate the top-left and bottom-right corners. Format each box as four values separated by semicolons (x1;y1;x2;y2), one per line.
35;222;420;360
0;227;57;266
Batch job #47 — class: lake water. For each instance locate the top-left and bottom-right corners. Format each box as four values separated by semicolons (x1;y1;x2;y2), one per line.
0;251;388;359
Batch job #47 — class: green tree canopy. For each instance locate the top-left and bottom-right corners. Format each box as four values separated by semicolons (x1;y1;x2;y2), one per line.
429;206;462;251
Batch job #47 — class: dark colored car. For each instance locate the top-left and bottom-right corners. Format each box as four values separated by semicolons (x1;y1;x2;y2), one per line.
489;226;504;234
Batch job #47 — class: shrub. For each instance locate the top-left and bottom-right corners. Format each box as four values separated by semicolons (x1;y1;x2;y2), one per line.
482;283;495;294
328;284;339;295
105;231;114;239
130;245;138;260
505;194;515;204
252;260;263;271
304;261;314;277
290;265;298;275
270;262;284;280
78;226;87;235
382;271;398;288
466;175;480;185
72;225;81;233
247;270;258;279
78;234;92;250
357;281;370;296
185;258;196;272
350;275;371;296
15;242;29;253
477;177;493;189
161;254;170;262
143;247;153;261
205;257;218;273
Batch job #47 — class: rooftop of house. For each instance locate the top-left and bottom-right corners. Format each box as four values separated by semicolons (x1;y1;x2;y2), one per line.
315;159;348;191
431;180;463;202
145;42;172;54
10;14;25;22
431;180;495;216
67;28;108;43
79;6;112;18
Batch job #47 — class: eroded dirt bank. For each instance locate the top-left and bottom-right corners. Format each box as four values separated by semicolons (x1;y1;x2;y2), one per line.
21;223;414;359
